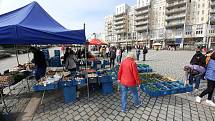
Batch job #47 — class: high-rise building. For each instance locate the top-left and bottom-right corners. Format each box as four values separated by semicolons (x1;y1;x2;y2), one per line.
134;0;151;45
208;0;215;48
150;0;166;47
113;4;130;43
165;0;190;48
104;0;214;49
105;16;114;43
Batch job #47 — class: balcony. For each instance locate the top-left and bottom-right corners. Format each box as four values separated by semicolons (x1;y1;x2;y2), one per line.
211;1;215;8
166;14;186;21
135;9;149;16
166;0;187;9
166;7;186;15
116;30;126;34
114;21;125;26
166;21;185;28
115;25;126;30
136;26;148;32
114;12;125;17
135;5;150;11
135;15;148;21
210;15;215;25
211;9;215;14
114;16;125;21
135;21;148;26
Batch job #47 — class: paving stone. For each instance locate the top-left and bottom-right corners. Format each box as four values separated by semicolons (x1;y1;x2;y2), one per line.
157;117;166;121
131;116;139;121
65;114;73;120
158;113;166;120
166;118;174;121
123;116;131;121
115;115;123;121
82;115;90;120
89;115;97;121
74;115;81;121
151;112;158;118
59;113;68;119
149;116;157;121
141;113;148;120
97;116;105;121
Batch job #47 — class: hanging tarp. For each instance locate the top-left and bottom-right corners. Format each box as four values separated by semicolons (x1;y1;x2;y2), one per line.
0;1;86;45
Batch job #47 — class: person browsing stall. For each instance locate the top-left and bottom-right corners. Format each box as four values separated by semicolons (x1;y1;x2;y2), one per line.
118;52;142;112
29;47;47;81
65;49;78;79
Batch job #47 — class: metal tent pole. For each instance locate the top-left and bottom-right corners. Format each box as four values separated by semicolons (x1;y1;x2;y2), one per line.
14;44;20;65
84;23;90;101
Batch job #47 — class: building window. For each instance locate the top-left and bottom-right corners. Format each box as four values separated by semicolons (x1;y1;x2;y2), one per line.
198;11;200;15
198;4;200;8
202;10;204;14
201;17;204;21
202;3;205;7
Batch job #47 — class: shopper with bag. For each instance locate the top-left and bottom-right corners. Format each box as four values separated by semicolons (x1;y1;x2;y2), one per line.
118;52;142;112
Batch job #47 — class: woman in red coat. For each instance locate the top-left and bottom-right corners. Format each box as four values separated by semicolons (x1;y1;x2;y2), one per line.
118;52;142;112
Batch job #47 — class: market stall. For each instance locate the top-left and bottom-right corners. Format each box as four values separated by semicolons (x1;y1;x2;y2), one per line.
0;1;86;120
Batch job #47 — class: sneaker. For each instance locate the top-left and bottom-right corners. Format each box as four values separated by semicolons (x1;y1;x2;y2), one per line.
206;100;215;107
135;101;142;108
196;96;202;103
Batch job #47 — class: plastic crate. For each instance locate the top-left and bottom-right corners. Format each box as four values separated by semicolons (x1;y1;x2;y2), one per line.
99;75;112;83
33;83;58;91
72;79;86;86
63;85;76;103
102;82;113;94
59;81;73;88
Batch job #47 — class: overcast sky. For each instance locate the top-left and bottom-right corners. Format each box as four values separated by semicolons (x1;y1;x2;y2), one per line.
0;0;135;37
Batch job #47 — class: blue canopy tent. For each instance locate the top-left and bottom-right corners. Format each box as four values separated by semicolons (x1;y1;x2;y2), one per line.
0;1;86;44
0;2;91;104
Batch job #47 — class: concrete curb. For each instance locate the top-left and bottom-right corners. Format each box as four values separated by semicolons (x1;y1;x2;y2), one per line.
15;93;41;121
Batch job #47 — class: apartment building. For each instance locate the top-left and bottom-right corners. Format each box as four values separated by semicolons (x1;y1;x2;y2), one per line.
208;0;215;48
105;16;114;43
105;0;214;49
150;0;166;47
134;0;151;45
184;0;209;49
165;0;190;48
113;4;130;43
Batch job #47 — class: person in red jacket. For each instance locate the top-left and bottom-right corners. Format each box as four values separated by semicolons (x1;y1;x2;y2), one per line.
118;52;142;112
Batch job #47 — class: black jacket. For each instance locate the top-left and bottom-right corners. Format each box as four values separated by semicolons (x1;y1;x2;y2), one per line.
110;50;116;59
33;50;47;68
190;51;206;67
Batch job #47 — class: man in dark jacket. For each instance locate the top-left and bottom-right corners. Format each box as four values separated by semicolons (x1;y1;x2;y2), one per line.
189;48;206;90
190;48;206;67
30;47;47;81
142;46;148;61
109;47;116;68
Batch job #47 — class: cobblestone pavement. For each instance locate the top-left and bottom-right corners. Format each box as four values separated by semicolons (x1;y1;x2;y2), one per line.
32;50;215;121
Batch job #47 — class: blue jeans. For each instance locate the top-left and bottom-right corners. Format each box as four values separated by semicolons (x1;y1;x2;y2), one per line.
121;85;141;111
189;74;201;89
35;67;46;81
117;56;121;63
136;54;140;61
